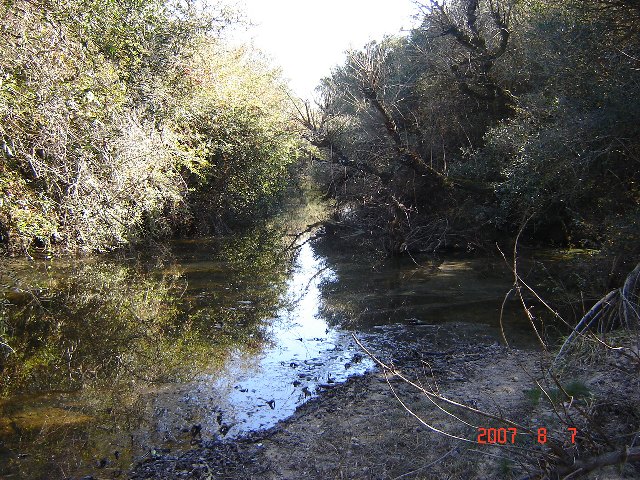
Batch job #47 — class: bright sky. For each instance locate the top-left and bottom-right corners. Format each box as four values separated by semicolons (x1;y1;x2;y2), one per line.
230;0;420;99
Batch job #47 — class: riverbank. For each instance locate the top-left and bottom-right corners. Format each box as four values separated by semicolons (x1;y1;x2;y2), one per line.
128;341;531;479
127;332;640;480
3;231;638;479
0;228;527;479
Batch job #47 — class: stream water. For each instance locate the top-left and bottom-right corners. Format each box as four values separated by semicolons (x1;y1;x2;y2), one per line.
0;224;536;479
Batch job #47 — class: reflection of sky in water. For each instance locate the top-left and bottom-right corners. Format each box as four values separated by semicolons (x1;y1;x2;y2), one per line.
1;233;543;479
271;240;338;357
159;244;532;440
185;243;373;437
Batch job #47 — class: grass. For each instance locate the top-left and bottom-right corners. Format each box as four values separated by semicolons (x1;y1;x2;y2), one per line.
524;380;592;407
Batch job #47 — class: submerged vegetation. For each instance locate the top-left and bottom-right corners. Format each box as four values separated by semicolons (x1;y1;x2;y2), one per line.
0;0;301;254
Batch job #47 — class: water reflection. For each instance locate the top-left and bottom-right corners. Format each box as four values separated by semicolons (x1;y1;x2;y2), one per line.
188;242;371;437
0;226;538;479
0;226;294;479
312;244;541;351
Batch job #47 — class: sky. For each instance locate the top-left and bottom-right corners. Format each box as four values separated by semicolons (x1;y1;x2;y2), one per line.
230;0;420;99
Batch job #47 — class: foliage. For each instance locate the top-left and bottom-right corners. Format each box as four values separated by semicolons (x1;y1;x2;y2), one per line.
524;380;592;407
174;42;302;232
308;0;640;262
468;0;640;250
0;0;300;254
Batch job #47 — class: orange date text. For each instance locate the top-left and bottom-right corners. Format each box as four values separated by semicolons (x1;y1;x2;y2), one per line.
477;427;578;445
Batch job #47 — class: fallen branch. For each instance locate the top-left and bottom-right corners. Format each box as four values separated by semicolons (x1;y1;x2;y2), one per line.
521;446;640;480
0;339;15;354
555;262;640;364
352;334;539;438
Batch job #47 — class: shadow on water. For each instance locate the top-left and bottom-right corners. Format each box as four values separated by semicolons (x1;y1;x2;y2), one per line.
0;222;541;479
314;242;537;349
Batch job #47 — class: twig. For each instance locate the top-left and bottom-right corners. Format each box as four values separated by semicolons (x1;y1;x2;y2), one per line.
0;339;16;354
390;444;459;480
499;287;514;347
383;369;476;443
352;334;534;436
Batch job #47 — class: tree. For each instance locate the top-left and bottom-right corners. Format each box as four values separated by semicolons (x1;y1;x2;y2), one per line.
416;0;516;112
0;0;301;253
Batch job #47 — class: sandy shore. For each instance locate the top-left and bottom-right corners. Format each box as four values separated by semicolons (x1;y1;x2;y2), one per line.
124;332;640;480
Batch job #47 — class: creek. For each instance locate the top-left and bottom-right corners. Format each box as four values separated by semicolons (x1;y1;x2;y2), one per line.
0;222;536;479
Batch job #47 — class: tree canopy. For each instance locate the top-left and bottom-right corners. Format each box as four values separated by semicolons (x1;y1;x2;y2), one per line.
306;0;639;270
0;0;301;253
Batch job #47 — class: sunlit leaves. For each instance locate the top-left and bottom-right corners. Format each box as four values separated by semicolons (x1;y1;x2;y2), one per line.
0;0;301;252
174;42;301;228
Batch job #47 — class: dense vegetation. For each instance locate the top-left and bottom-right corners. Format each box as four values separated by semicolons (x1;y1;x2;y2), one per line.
3;0;637;267
307;0;639;276
1;2;639;477
301;4;640;474
0;0;301;254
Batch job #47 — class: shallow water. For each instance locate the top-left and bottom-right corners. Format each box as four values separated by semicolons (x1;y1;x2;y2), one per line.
0;228;537;479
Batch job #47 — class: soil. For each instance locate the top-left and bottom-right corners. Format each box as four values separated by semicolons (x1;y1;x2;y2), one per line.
80;336;639;480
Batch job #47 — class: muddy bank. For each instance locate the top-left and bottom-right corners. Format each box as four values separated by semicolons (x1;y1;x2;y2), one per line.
125;332;640;480
126;343;538;480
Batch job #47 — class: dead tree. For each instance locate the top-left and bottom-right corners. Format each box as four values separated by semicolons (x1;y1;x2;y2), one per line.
555;262;640;363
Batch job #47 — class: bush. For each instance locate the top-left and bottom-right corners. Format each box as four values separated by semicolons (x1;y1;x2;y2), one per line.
0;0;301;254
173;42;302;232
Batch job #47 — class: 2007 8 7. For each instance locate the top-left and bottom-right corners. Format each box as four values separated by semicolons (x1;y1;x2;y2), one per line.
477;427;578;444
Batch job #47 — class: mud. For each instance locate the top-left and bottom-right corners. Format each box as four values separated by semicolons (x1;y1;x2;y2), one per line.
127;334;640;480
128;343;540;480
